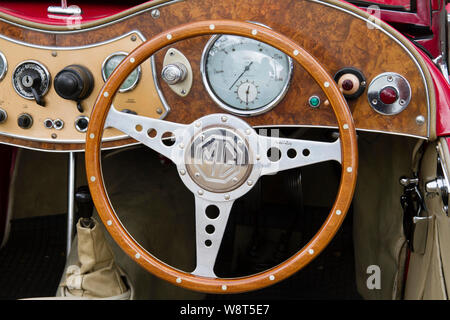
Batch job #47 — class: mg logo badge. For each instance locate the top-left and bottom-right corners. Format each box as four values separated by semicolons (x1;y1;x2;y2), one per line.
186;127;252;193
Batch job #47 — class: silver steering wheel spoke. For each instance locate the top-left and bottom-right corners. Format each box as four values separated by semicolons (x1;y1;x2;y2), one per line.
192;196;234;278
258;135;341;176
104;105;189;163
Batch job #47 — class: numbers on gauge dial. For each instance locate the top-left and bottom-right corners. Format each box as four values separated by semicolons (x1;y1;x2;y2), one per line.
203;35;292;113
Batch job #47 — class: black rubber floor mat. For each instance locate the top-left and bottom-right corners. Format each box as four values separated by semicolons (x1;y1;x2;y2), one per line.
0;214;67;299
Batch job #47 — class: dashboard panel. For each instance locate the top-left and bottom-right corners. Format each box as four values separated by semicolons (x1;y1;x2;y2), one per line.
0;0;435;151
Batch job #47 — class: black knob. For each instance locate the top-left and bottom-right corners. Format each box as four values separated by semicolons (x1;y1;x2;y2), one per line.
17;113;33;129
0;109;7;123
54;65;94;112
75;186;95;228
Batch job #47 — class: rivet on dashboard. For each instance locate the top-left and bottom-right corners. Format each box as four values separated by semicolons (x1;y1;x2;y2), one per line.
51;51;57;57
89;133;95;139
135;253;141;259
221;116;228;122
167;34;173;40
198;190;204;196
156;108;163;115
224;194;230;200
324;82;330;88
130;57;135;63
336;210;342;215
90;176;96;182
416;115;425;126
252;29;258;36
209;24;215;30
51;133;57;139
247;180;253;186
221;285;227;291
179;169;186;176
308;249;314;255
176;278;182;284
103;92;109;97
107;220;112;226
151;9;160;19
347;167;353;173
343;124;349;130
293;50;299;56
131;35;137;42
269;275;275;281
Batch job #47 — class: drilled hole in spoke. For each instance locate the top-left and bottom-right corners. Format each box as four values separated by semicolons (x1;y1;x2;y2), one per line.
267;147;282;162
205;240;212;247
161;132;175;146
205;225;215;234
205;205;220;219
287;148;297;159
135;124;143;132
147;128;157;138
302;149;310;157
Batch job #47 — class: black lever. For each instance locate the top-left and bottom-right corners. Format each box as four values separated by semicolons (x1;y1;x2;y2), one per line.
21;71;46;107
75;185;95;229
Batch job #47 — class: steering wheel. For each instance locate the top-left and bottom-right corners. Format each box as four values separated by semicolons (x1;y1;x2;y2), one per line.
85;20;358;294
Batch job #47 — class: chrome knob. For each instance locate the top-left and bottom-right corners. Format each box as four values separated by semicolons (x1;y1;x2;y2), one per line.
161;63;187;85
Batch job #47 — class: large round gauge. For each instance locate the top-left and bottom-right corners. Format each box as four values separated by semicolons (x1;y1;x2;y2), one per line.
201;35;293;116
102;52;141;92
0;52;7;81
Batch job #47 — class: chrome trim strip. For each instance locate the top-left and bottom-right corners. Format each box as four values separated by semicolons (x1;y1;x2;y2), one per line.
0;0;184;35
0;29;146;51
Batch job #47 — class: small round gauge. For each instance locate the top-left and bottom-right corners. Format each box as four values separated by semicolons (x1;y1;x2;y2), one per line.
102;52;141;92
0;52;7;81
201;34;293;115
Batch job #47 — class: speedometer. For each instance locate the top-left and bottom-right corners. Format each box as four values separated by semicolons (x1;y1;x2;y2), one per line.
201;34;293;116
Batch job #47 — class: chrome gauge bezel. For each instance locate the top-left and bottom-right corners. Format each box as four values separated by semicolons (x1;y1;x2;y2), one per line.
12;60;51;100
200;34;293;116
0;51;7;81
101;51;142;93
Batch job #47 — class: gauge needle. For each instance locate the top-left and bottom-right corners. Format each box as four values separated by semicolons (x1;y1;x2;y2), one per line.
229;62;253;90
245;85;250;105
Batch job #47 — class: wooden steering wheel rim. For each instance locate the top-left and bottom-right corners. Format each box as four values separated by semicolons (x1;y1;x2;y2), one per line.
85;20;358;294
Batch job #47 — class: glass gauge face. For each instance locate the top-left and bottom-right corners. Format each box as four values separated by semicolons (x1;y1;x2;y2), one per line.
202;35;292;115
102;52;141;92
0;52;7;81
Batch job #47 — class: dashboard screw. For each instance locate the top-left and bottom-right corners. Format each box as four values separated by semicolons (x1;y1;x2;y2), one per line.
416;115;425;126
151;9;160;19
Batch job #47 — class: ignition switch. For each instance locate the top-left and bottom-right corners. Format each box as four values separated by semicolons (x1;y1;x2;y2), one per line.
12;61;51;107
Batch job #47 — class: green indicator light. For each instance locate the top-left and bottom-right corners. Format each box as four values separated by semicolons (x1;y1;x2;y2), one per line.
309;96;320;108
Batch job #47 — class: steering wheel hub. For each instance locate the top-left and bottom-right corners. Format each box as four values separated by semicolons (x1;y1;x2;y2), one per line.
185;126;252;193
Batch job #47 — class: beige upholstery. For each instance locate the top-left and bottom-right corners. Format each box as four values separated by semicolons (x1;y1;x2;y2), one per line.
58;218;131;299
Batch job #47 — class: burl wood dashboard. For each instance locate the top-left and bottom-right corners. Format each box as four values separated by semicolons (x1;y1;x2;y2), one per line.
0;0;435;152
